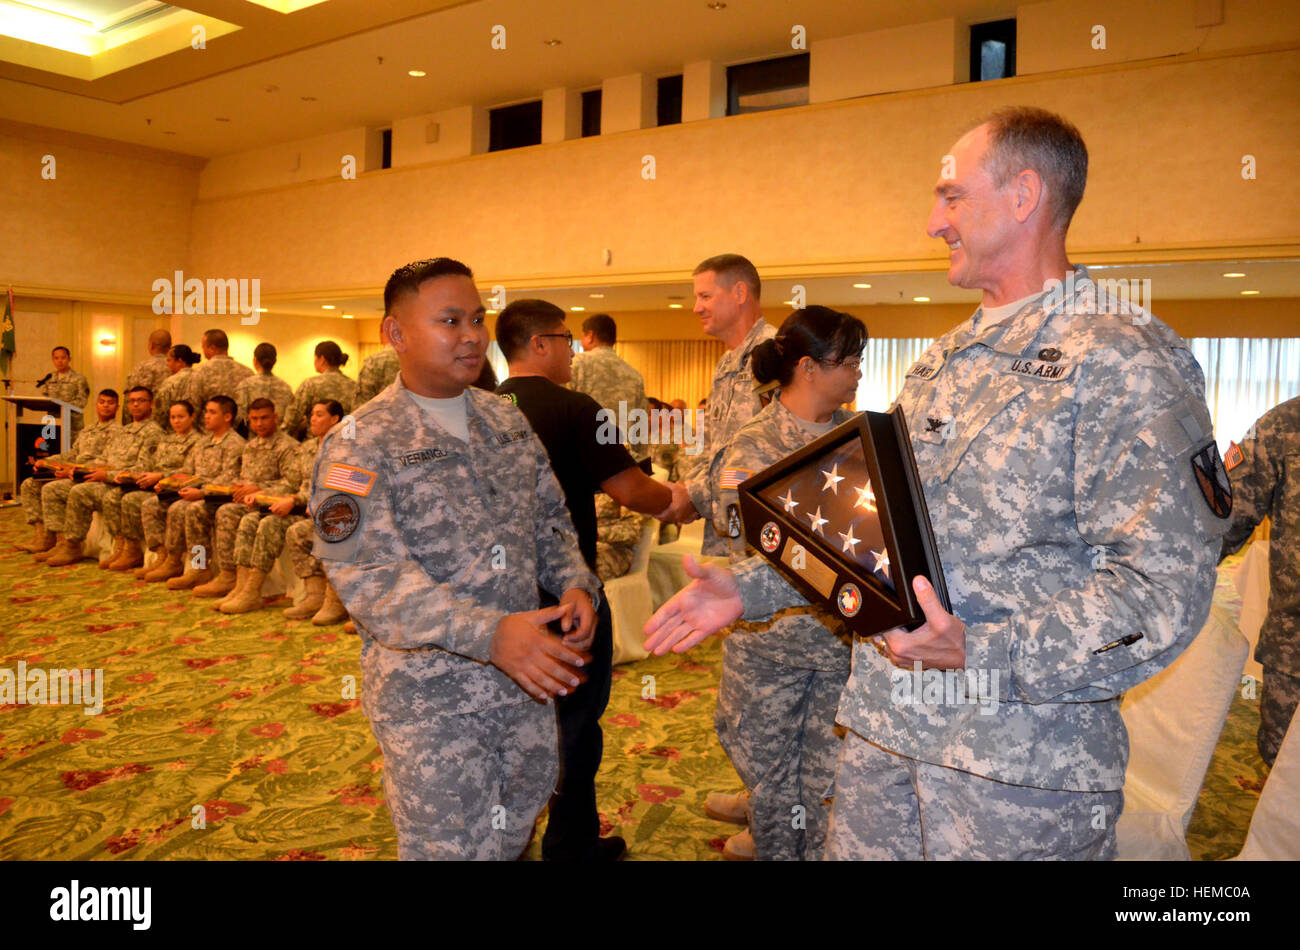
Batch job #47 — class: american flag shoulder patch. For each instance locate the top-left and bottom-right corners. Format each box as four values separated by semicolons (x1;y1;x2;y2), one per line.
323;462;377;497
719;468;752;489
1223;441;1244;472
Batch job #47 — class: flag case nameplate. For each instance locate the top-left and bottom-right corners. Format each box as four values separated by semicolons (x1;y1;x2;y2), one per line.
738;405;950;637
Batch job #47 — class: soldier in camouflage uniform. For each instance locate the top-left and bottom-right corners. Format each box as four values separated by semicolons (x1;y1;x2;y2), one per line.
122;330;170;422
46;386;164;568
594;494;646;581
17;390;119;555
355;343;400;408
220;399;344;615
192;398;299;598
152;345;202;430
571;314;650;460
647;109;1228;860
234;342;295;426
117;400;203;573
311;258;598;860
710;307;864;861
38;346;91;436
140;396;245;587
681;256;777;556
282;340;357;439
191;329;254;429
1222;395;1300;765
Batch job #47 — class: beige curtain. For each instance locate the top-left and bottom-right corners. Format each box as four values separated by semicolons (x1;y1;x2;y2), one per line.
615;340;725;407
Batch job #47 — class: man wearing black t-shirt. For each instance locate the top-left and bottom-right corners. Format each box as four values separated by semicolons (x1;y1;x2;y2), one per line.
496;299;695;862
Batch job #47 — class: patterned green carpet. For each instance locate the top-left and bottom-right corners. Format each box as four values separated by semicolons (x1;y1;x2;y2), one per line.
0;505;1264;860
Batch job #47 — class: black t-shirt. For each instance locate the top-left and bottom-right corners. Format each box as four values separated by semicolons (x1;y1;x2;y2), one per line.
496;375;636;572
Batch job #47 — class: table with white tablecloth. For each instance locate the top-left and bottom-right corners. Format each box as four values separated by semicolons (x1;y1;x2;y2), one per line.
1233;541;1268;683
648;520;728;610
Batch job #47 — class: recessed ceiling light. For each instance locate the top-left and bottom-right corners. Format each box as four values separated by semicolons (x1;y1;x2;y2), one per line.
783;300;796;306
570;306;585;312
408;69;427;78
1222;272;1246;278
544;39;562;46
588;293;605;298
1240;290;1260;295
913;296;930;303
342;314;355;319
668;304;684;309
486;309;499;315
853;282;871;289
256;308;269;313
707;1;727;9
321;305;336;310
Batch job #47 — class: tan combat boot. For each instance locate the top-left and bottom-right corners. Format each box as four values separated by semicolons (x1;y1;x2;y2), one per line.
99;536;126;570
135;545;167;579
311;584;348;625
145;550;184;582
45;537;85;567
15;522;44;553
168;565;212;591
283;575;326;620
111;539;145;571
33;531;65;561
722;829;756;861
343;620;357;635
193;568;237;598
215;566;249;611
220;569;268;614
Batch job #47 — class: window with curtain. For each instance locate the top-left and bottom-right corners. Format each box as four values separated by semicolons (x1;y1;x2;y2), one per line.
613;339;725;408
1191;338;1300;449
855;337;934;412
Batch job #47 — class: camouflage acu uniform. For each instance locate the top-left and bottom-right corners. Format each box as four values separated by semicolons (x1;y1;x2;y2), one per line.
684;319;776;555
355;346;400;408
141;429;244;554
732;269;1227;860
211;430;299;571
63;419;164;542
310;377;598;860
282;369;357;440
594;493;645;581
234;372;294;426
286;518;322;579
713;398;853;861
570;345;649;460
650;442;681;482
39;368;90;435
236;436;317;573
124;354;169;421
1222;395;1300;765
191;354;254;427
153;368;200;430
20;420;118;526
120;428;201;543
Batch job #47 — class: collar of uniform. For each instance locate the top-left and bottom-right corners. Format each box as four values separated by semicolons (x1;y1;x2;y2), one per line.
722;318;773;371
764;394;851;447
955;266;1092;358
392;372;480;445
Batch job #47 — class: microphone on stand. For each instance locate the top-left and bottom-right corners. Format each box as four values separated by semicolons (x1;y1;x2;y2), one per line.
35;373;53;388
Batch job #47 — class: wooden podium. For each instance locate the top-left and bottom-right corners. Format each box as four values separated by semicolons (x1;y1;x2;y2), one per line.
3;395;82;499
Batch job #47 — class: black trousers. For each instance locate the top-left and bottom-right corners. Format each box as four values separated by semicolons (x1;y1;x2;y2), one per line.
541;596;614;861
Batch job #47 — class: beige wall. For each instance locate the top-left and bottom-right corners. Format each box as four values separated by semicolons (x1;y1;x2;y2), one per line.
811;18;968;102
186;47;1300;299
0;122;200;301
198;127;368;201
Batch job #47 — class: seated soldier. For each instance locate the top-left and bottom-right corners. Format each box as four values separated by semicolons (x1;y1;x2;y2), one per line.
17;390;119;554
121;400;202;574
594;493;647;582
193;398;299;598
32;391;122;563
140;396;244;586
45;386;163;568
219;399;343;614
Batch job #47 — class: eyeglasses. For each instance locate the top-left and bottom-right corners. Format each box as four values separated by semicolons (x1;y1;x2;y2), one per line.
535;332;575;347
819;357;862;371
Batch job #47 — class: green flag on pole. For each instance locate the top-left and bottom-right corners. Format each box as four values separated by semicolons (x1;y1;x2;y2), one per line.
1;287;15;378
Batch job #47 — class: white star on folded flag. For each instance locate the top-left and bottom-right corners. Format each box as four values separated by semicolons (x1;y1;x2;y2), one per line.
821;463;844;494
779;488;799;513
839;526;859;554
854;481;877;512
871;548;890;580
807;506;828;535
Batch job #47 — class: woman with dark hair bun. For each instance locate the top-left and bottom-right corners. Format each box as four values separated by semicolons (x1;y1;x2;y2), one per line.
709;304;866;862
281;340;358;439
151;344;203;430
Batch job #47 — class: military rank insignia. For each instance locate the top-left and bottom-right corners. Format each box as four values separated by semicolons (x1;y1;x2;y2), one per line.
315;493;361;542
1191;442;1233;519
726;503;742;539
